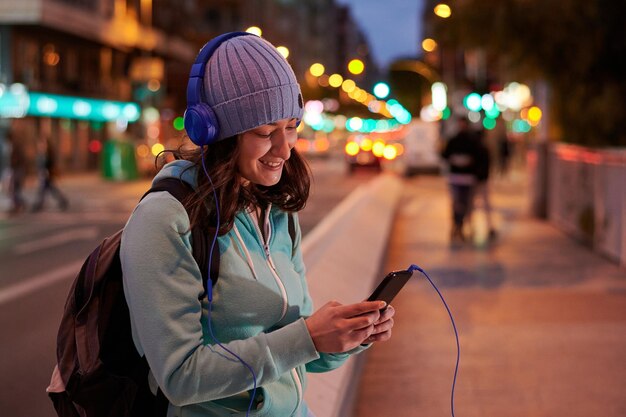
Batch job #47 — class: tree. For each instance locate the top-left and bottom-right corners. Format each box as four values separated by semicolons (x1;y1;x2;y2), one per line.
431;0;626;146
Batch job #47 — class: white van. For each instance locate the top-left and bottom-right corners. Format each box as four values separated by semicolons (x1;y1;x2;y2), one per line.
399;120;442;175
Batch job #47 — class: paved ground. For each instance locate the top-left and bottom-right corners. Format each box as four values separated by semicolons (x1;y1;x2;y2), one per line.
354;171;626;417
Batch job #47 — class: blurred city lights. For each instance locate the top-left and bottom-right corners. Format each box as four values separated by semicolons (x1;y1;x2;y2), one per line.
313;137;330;152
434;3;451;18
342;79;357;93
317;74;330;87
431;82;447;111
136;144;150;158
0;83;29;118
328;73;344;88
147;79;161;92
513;119;532;133
348;59;365;75
245;26;262;36
383;145;398;160
20;92;140;122
322;98;339;112
372;140;386;157
147;126;160;139
72;100;91;117
464;93;482;112
151;143;165;156
305;100;324;114
276;46;289;59
420;104;442;122
528;106;543;124
347;117;363;131
368;100;382;113
295;138;310;153
422;38;438;52
360;137;373;151
309;63;325;77
143;107;160;123
345;141;360;156
173;116;185;131
503;82;532;111
373;82;390;99
484;106;500;119
468;111;481;123
483;117;497;130
88;140;102;153
481;94;495;111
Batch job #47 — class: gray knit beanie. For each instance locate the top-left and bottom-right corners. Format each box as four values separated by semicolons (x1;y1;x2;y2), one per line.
203;35;304;141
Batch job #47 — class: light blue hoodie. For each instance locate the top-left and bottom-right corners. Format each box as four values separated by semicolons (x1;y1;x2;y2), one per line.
121;160;365;417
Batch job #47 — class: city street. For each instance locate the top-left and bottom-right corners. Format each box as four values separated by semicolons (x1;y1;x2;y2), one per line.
0;156;377;417
355;171;626;417
1;1;625;416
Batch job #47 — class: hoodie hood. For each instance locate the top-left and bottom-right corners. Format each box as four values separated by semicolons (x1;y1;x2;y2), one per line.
153;160;198;189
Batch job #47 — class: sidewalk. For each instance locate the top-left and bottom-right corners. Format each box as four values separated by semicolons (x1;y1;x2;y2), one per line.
0;173;152;219
354;171;626;417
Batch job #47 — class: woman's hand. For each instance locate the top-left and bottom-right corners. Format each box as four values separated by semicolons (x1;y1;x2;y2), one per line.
362;305;395;344
305;300;387;353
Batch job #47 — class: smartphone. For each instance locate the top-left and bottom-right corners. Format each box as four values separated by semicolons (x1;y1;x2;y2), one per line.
367;269;414;309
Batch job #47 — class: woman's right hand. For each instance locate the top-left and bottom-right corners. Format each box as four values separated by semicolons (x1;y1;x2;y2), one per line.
305;300;386;353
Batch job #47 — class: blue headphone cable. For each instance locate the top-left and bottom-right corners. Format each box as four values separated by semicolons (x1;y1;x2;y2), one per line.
407;264;459;417
201;149;258;416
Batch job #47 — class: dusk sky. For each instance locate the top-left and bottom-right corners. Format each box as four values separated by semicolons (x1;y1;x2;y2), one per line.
336;0;426;69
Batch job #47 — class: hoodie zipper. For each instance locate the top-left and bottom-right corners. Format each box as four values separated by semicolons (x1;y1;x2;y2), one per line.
248;205;289;321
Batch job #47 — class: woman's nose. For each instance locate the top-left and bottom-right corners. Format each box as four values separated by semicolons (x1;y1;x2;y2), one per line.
271;131;293;160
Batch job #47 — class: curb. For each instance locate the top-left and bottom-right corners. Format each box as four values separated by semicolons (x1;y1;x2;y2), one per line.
301;172;404;417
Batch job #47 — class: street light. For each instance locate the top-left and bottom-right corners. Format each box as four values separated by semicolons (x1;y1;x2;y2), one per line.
348;59;365;75
276;46;289;59
434;3;451;18
309;63;325;77
422;38;438;52
328;74;343;88
245;26;262;36
373;82;390;99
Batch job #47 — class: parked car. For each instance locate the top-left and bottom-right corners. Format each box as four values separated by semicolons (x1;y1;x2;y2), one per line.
344;134;402;172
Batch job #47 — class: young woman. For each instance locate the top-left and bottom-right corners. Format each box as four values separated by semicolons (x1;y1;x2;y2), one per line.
120;33;395;417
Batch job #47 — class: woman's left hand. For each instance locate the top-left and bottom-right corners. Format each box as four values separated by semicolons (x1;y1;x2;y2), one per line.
362;305;395;343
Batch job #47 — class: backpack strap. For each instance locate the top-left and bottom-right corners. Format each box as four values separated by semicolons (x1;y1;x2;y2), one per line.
142;178;218;296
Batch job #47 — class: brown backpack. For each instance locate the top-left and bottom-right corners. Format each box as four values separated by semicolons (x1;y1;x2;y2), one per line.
47;178;217;417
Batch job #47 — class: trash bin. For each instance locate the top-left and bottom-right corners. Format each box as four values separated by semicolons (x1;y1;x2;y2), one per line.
101;139;138;181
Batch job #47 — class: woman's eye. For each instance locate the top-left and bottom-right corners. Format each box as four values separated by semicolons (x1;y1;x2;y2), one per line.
256;132;272;138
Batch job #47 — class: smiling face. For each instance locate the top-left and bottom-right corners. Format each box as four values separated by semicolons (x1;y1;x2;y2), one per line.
237;118;298;186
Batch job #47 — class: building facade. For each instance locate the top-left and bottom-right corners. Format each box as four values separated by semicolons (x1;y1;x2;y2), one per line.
0;0;195;174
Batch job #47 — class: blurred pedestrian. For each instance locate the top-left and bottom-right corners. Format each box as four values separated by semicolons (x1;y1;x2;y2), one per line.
32;137;68;212
7;130;27;214
119;32;393;417
442;117;480;242
497;130;511;177
471;129;497;240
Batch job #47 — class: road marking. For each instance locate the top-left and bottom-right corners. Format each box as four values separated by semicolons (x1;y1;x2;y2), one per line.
0;260;84;306
13;227;100;255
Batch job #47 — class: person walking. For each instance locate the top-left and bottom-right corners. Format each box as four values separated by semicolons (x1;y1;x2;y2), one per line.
471;129;498;240
441;117;481;242
31;137;68;212
120;32;395;417
7;130;27;214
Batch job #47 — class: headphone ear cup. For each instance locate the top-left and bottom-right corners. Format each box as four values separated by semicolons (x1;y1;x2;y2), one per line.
184;103;219;147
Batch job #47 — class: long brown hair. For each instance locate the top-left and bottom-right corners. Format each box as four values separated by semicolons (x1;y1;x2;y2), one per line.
166;136;311;233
